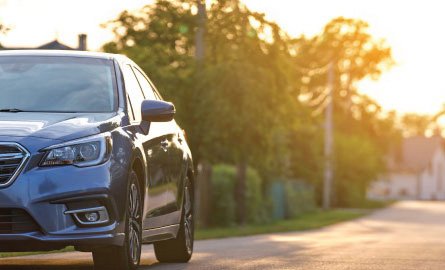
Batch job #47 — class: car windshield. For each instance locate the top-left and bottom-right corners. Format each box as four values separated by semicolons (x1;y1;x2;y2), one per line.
0;56;117;113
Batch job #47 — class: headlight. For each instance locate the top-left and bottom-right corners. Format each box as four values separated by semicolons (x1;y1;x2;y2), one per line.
40;133;113;167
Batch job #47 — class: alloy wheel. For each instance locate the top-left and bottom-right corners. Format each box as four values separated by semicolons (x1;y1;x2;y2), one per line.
128;182;142;265
183;177;193;254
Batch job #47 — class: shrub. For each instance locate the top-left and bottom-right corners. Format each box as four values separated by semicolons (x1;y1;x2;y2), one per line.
206;165;316;227
209;164;268;227
209;164;236;227
245;168;269;224
284;181;316;218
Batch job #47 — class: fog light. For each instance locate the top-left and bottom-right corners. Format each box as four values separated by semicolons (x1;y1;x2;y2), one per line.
65;206;110;225
85;212;99;222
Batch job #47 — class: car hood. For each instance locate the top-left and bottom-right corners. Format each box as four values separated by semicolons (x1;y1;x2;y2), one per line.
0;112;123;142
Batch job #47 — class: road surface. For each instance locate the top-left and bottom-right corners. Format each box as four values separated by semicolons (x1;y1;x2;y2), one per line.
1;201;445;270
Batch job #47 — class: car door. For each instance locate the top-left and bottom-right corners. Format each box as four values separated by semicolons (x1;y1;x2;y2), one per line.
151;89;186;214
122;64;171;226
132;67;183;216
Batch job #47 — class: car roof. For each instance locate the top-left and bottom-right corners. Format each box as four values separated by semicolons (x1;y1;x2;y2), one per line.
0;50;125;61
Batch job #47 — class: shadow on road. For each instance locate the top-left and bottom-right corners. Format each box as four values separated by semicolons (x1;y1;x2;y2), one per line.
0;259;195;270
0;266;93;270
0;264;194;270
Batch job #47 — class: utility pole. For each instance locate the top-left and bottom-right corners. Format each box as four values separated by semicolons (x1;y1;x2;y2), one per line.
195;0;209;227
323;61;335;210
196;0;206;62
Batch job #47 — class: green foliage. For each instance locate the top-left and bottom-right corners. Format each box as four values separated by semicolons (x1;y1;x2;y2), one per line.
103;0;301;174
209;164;267;226
268;180;316;220
195;0;301;171
284;181;316;218
208;164;236;227
102;0;196;110
245;167;268;224
334;133;383;207
103;1;399;210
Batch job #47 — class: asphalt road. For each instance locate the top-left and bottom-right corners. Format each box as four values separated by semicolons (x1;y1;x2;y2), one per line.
1;201;445;270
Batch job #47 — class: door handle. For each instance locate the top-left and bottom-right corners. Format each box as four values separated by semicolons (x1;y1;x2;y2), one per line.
160;139;169;147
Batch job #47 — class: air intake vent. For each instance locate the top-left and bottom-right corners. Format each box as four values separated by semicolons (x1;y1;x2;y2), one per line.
0;143;29;187
0;209;40;234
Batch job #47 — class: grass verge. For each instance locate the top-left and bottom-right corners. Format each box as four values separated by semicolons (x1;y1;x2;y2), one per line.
195;208;369;240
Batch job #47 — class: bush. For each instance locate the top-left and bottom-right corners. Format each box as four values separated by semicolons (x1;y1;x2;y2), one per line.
334;133;383;207
208;164;268;227
209;164;236;227
268;179;316;220
284;181;316;218
205;165;316;227
246;168;269;224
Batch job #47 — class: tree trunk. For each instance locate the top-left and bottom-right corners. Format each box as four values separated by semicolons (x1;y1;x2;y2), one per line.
196;161;212;228
235;162;247;225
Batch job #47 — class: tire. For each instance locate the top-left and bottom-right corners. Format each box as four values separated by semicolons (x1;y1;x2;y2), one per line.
154;175;194;263
93;171;143;270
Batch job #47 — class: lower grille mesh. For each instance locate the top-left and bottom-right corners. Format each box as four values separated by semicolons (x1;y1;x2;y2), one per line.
0;209;40;234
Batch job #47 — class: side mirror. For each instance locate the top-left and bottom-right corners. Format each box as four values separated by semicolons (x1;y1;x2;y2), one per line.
141;100;176;122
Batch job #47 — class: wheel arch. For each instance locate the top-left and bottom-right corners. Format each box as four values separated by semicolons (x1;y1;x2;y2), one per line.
131;157;146;201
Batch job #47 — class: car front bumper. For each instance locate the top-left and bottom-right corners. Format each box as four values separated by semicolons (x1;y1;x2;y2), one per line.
0;135;131;252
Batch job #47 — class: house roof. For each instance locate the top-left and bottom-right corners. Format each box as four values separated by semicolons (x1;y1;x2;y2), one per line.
389;136;444;173
1;39;74;50
37;40;74;50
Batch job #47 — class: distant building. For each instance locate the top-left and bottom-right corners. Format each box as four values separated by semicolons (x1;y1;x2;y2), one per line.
0;34;87;51
368;136;445;200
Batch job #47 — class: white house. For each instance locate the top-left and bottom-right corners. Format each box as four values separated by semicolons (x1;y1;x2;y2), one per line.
368;136;445;200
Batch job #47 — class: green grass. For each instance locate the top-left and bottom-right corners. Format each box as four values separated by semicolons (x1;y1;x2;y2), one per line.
195;208;369;240
357;199;395;209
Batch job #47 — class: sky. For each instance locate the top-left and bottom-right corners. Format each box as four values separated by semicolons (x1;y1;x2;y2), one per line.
0;0;444;115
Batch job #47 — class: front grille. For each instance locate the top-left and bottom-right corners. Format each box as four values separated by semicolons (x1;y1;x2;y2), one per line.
0;209;40;234
0;143;29;186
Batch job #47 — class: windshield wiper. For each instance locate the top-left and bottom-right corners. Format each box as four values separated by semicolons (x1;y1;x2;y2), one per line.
0;108;25;113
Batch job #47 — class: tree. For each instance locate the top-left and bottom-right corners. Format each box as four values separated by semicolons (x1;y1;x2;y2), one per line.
334;133;383;206
296;17;393;112
400;113;432;137
103;5;398;211
102;0;196;96
194;0;301;223
102;0;203;160
293;17;397;206
103;0;303;223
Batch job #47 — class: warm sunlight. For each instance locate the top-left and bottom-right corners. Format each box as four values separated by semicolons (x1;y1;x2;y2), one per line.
3;1;445;269
242;0;445;115
0;0;443;114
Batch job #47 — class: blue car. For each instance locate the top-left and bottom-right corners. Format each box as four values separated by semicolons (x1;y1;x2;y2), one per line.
0;50;195;269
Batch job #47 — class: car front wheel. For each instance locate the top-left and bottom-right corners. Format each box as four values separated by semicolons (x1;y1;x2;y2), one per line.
93;170;142;270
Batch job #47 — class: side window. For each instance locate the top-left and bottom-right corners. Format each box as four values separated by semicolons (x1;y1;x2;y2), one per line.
122;64;145;121
133;68;158;100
